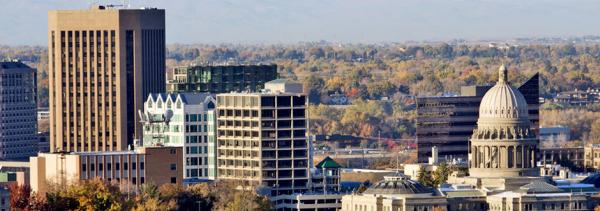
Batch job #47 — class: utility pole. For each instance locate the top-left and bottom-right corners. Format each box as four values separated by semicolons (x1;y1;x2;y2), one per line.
378;131;382;150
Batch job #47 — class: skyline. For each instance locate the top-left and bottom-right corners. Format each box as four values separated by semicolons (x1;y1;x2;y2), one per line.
1;0;600;46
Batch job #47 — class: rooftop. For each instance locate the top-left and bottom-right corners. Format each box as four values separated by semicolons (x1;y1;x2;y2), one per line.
148;92;214;105
363;173;433;195
315;156;342;169
516;181;563;194
0;60;31;69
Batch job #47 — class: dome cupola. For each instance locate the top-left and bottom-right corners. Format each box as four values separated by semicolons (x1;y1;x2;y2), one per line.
468;65;539;178
477;65;529;124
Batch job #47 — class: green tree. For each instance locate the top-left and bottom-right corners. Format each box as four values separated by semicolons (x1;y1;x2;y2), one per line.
417;166;434;187
433;163;451;186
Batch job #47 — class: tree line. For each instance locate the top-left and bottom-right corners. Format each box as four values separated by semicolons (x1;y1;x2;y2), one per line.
8;179;270;211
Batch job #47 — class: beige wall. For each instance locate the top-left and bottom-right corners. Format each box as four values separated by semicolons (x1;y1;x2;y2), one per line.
30;147;181;194
30;153;81;194
48;7;165;153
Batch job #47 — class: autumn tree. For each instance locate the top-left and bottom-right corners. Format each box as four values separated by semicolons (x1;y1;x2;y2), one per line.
9;183;31;211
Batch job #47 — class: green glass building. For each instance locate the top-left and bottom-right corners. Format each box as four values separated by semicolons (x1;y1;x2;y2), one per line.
167;64;278;93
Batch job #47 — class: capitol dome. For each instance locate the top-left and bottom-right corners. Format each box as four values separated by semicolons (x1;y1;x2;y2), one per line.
363;173;433;195
478;65;529;124
469;65;539;178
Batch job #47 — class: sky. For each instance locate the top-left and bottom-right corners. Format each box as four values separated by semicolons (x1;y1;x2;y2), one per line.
1;0;599;45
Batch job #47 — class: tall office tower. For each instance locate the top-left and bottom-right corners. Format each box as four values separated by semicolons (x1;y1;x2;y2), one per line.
141;93;218;182
167;64;278;93
216;79;309;195
416;73;539;163
48;6;165;152
0;60;38;159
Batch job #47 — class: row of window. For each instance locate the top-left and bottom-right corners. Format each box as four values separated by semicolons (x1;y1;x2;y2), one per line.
82;161;145;172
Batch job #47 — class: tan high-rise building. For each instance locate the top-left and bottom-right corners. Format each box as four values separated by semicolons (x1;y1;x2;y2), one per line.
48;6;166;152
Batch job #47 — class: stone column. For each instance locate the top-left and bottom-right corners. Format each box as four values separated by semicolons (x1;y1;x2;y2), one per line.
543;150;547;166
513;146;517;168
531;147;535;168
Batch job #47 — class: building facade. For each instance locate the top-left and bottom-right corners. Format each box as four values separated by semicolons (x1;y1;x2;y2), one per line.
272;157;344;211
48;6;166;153
540;147;584;169
216;80;309;195
584;144;600;170
0;171;27;211
0;60;38;160
416;73;539;163
342;174;448;211
30;146;182;194
539;126;571;143
141;93;218;182
167;64;277;93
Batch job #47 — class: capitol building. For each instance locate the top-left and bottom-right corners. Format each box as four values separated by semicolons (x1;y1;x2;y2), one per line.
342;66;600;211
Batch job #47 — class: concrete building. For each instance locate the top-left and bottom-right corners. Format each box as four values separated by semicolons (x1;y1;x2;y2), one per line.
540;147;584;170
48;6;166;153
416;73;539;163
216;79;309;195
167;64;277;93
540;126;571;142
554;88;600;106
273;157;344;211
141;93;218;182
30;146;182;194
0;171;27;211
37;107;50;120
38;132;51;153
0;60;38;160
342;173;448;211
584;144;600;170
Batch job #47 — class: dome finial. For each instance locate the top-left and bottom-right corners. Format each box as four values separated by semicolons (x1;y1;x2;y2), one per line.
499;64;508;83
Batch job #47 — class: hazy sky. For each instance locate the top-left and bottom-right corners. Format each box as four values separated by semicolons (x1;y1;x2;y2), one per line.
1;0;599;45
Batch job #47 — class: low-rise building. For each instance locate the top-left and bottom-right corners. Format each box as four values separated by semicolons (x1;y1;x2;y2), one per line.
539;126;571;142
540;147;584;170
167;64;278;93
554;88;600;106
486;181;591;211
37;107;50;120
30;146;182;194
273;157;344;211
0;171;27;211
342;173;448;211
585;144;600;170
141;93;217;182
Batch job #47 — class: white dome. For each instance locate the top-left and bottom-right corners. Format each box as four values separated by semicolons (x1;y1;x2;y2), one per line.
478;65;529;121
